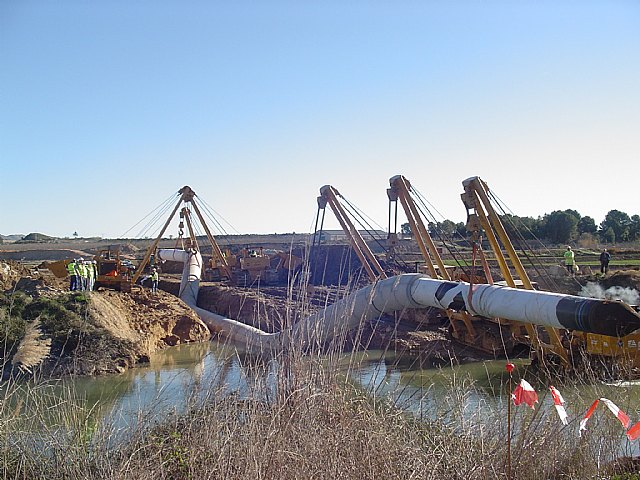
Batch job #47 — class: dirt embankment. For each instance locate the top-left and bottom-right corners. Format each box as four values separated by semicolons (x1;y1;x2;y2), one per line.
54;289;210;376
89;289;210;354
2;261;210;377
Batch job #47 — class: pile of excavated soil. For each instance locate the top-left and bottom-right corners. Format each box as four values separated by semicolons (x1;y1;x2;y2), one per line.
93;288;210;354
33;289;210;377
197;283;302;332
0;260;32;290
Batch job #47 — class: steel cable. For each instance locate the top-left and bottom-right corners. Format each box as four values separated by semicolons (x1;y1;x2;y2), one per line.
411;186;472;276
195;195;239;235
339;195;411;272
134;194;181;240
487;189;563;291
119;191;179;239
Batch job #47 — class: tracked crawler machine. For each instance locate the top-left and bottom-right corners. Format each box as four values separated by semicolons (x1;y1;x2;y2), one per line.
456;176;640;367
388;174;640;368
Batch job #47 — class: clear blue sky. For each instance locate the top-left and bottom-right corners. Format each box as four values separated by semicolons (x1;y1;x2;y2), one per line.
1;1;639;238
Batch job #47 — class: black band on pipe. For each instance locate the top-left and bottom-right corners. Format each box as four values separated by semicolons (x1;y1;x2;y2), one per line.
556;298;640;337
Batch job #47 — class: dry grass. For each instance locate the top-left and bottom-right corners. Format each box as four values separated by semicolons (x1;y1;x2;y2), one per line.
10;319;51;375
1;345;636;480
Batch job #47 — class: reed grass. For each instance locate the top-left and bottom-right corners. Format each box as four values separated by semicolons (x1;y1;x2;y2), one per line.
2;338;638;480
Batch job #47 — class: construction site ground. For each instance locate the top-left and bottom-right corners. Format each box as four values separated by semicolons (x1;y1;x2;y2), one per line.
3;239;640;378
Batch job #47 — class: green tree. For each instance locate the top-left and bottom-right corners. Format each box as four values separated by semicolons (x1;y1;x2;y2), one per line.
629;215;640;241
600;210;631;243
455;222;467;238
438;220;457;236
577;216;597;235
542;210;578;244
502;214;543;240
602;226;616;244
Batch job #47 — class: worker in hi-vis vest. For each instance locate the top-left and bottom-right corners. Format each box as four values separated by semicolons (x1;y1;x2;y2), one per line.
67;259;79;291
564;246;575;275
77;259;87;291
151;268;159;294
86;260;95;291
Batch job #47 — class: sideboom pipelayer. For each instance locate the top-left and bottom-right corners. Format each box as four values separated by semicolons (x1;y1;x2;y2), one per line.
389;174;640;369
44;183;640;370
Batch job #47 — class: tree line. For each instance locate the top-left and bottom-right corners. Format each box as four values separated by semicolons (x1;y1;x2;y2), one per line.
402;209;640;245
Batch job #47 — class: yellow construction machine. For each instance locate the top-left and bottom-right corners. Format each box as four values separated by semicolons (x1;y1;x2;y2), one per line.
458;176;569;364
460;176;640;369
388;175;511;345
234;247;273;285
93;247;134;292
132;186;233;286
133;186;302;288
388;174;573;363
313;184;387;283
42;246;134;292
237;248;304;285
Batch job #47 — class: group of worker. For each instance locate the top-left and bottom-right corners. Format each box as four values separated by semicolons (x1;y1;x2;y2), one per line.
66;258;98;291
564;247;611;276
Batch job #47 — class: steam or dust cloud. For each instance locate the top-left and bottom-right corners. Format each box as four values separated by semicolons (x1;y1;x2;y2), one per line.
580;282;640;306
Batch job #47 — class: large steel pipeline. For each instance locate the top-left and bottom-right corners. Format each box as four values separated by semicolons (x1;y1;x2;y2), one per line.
157;249;640;354
157;249;281;353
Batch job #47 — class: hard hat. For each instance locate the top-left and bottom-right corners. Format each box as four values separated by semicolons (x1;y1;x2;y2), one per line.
92;260;97;264
79;257;84;261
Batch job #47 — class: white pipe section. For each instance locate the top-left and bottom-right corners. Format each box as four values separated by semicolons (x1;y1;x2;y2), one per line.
158;248;281;353
160;249;640;355
409;277;640;337
292;274;421;349
411;278;570;328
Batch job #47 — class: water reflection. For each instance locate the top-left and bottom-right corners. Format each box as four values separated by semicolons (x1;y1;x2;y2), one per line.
90;343;281;432
7;341;640;449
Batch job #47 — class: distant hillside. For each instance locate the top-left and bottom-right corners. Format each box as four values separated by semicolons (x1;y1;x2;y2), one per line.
15;233;57;243
0;234;26;241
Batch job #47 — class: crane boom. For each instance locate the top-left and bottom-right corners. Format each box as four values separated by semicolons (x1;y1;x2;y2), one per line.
316;185;386;282
388;175;451;280
133;185;231;285
461;176;569;365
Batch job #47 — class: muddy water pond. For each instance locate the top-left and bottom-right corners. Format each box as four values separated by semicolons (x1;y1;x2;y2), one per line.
8;341;640;455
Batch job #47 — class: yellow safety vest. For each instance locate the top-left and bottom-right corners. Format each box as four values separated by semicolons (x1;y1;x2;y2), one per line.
564;250;575;265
